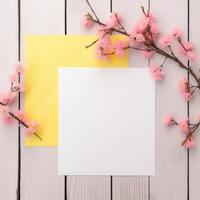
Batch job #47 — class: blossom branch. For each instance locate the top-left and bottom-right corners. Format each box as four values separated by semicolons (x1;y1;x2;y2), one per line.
9;111;42;140
82;0;200;148
84;1;200;87
0;62;41;140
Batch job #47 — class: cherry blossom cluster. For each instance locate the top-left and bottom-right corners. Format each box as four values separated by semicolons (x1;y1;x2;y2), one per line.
82;0;200;148
0;62;41;140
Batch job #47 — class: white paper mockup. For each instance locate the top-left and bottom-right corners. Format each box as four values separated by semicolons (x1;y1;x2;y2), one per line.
58;68;155;175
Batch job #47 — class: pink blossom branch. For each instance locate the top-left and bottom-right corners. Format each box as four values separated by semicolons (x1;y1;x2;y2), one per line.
0;62;41;141
85;0;200;88
9;111;42;141
83;0;200;148
0;100;42;141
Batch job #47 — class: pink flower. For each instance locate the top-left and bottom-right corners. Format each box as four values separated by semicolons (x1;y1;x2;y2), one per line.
0;93;10;105
16;62;25;74
179;119;189;133
171;28;182;38
97;25;111;37
19;83;26;92
29;121;39;129
150;23;159;35
149;64;164;80
99;36;112;48
107;12;122;28
182;92;192;101
128;33;145;47
133;18;149;34
14;110;28;123
133;12;156;35
9;72;18;82
141;50;154;59
114;40;127;56
96;36;112;60
26;127;36;136
180;42;193;55
26;121;39;136
146;12;156;24
0;92;17;105
96;47;108;60
14;83;26;93
164;116;175;126
82;15;94;29
2;116;14;125
178;78;192;101
178;78;188;92
134;33;145;43
179;42;197;62
159;35;173;48
186;51;197;62
9;92;17;103
183;137;195;149
0;105;9;115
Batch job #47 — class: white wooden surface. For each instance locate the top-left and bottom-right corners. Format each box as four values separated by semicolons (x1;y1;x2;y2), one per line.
189;1;200;200
0;0;18;199
0;0;199;199
150;1;188;200
21;0;65;200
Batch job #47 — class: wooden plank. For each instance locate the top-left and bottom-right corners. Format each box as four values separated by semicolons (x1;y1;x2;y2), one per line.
0;0;18;199
20;0;65;199
188;1;200;200
150;0;188;200
113;176;148;200
111;0;149;199
67;176;111;200
67;0;111;199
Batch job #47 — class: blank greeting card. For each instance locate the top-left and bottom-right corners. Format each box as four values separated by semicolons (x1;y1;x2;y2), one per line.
58;67;155;175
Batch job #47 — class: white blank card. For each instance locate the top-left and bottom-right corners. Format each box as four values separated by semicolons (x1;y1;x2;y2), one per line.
58;68;155;175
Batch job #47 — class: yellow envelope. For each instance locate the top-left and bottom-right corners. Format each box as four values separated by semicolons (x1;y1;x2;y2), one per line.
25;35;128;146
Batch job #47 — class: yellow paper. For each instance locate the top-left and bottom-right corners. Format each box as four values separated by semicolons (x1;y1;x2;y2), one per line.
25;35;128;146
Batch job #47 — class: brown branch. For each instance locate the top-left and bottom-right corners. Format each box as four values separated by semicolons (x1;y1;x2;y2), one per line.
85;0;200;88
114;13;128;35
178;37;187;52
148;43;200;87
86;39;99;48
84;0;200;148
9;111;42;140
0;101;7;106
90;18;129;36
85;0;100;22
182;121;200;146
89;11;200;88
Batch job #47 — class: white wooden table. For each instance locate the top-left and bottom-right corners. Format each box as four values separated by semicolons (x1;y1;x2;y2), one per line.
0;0;200;199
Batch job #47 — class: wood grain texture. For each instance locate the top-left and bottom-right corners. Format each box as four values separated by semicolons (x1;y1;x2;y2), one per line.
112;0;149;199
0;0;18;199
67;0;111;199
20;0;64;199
113;177;149;200
67;176;111;200
150;0;188;199
189;1;200;200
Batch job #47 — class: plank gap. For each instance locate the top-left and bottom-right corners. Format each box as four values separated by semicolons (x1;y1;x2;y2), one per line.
17;0;21;199
187;0;190;200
